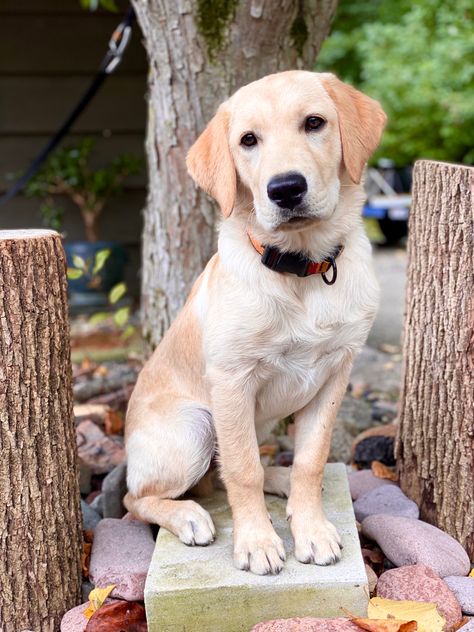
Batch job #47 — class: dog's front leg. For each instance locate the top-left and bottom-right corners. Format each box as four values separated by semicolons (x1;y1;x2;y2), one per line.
211;380;286;575
287;361;352;566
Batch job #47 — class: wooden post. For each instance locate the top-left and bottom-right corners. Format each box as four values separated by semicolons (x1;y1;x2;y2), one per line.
0;230;82;631
397;161;474;560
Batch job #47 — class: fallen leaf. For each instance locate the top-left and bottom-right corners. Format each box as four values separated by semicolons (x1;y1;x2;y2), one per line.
84;584;116;620
361;547;385;565
352;618;417;631
469;569;474;578
81;530;94;579
259;443;279;457
86;601;147;631
454;617;472;630
368;597;445;632
104;409;124;435
94;364;109;378
372;460;398;481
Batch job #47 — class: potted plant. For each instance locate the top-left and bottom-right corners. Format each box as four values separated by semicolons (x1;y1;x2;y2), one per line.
26;137;142;307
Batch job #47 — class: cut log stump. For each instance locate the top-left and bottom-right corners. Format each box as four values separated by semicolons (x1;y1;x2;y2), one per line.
0;230;82;631
396;161;474;560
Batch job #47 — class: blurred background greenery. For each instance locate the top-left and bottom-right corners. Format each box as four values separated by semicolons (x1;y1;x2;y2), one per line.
316;0;474;166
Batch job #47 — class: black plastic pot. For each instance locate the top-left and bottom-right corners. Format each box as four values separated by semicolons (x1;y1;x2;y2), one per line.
64;240;128;310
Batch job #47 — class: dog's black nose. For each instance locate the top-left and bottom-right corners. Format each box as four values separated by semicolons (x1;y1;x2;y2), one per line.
267;172;308;210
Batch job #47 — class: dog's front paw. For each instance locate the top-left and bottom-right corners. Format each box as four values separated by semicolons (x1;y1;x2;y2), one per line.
233;525;286;575
290;515;342;566
171;500;216;546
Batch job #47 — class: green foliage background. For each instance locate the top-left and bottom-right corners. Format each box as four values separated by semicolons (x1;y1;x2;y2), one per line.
316;0;473;166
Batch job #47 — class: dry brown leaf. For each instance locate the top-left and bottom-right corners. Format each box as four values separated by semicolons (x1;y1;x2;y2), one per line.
372;460;398;481
85;600;147;631
104;409;124;435
259;443;279;457
94;364;109;378
81;357;93;371
81;530;94;579
454;617;472;631
351;618;417;632
362;547;385;565
341;608;417;632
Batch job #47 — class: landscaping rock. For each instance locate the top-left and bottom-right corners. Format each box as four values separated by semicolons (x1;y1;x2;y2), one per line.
353;435;395;468
362;515;471;577
353;485;419;522
348;469;397;500
371;400;398;422
60;602;88;632
328;421;353;463
82;580;94;602
351;423;397;455
146;465;368;631
350;346;402;398
251;618;360;631
377;565;462;631
274;451;294;467
102;462;127;518
81;499;101;531
76;419;125;475
444;576;474;614
78;458;92;495
337;396;374;436
89;518;155;601
90;493;104;517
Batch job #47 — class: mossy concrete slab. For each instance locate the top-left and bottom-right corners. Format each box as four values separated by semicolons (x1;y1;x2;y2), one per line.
145;463;368;631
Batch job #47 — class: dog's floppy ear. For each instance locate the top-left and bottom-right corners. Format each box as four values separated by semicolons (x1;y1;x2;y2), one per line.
186;105;236;217
321;73;387;184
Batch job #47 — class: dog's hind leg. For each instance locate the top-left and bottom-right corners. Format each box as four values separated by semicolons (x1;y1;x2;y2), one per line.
125;402;217;546
263;466;291;498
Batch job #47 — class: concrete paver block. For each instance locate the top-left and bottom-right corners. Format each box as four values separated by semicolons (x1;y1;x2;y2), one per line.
145;464;368;632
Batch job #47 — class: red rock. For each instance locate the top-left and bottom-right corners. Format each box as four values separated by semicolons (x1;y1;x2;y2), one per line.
76;419;125;475
348;469;397;500
251;619;360;631
362;515;470;577
377;565;462;631
60;599;123;632
60;603;88;632
89;518;155;601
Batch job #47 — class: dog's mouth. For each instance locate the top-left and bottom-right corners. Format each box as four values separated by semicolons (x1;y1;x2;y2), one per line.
278;215;317;230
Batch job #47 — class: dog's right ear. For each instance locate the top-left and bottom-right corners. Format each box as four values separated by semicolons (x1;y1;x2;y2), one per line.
186;106;236;218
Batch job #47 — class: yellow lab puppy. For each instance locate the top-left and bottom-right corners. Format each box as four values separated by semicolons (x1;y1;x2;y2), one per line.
124;71;386;575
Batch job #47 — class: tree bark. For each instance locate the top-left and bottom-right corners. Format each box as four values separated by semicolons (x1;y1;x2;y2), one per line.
396;160;474;560
0;230;82;631
132;0;338;347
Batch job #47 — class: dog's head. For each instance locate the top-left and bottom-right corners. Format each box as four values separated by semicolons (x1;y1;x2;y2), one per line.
187;71;386;232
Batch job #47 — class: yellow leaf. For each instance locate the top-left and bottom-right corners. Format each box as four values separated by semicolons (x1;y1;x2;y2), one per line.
368;598;445;632
469;569;474;578
83;584;116;620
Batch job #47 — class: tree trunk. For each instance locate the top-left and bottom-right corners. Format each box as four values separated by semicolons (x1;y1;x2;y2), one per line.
0;230;82;631
396;160;474;560
132;0;338;347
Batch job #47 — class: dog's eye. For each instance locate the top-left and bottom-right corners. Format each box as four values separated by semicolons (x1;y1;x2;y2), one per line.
240;133;258;147
305;116;326;132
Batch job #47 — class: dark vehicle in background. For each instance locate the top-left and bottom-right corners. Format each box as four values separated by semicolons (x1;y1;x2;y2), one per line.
364;159;412;244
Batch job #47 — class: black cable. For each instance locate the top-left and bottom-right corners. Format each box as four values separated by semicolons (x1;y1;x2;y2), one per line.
0;6;135;208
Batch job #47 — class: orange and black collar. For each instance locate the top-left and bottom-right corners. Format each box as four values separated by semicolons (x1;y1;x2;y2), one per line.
248;232;344;285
